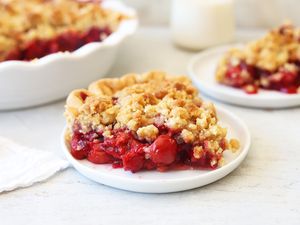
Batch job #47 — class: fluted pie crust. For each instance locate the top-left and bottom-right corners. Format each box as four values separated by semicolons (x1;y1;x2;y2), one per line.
65;71;239;172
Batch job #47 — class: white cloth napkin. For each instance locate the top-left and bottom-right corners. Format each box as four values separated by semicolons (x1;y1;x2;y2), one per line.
0;137;69;193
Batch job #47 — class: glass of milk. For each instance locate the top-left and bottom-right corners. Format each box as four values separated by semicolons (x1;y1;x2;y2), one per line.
171;0;235;50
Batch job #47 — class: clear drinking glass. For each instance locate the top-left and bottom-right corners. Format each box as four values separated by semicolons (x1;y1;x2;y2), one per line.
171;0;235;50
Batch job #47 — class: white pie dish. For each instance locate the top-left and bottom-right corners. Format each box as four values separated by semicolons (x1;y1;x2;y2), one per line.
188;44;300;108
0;0;138;110
61;106;251;193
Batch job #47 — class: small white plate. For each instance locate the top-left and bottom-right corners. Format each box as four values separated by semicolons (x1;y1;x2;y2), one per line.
61;106;250;193
188;44;300;108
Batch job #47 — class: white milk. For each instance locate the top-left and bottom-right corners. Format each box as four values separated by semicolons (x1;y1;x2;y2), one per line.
171;0;235;50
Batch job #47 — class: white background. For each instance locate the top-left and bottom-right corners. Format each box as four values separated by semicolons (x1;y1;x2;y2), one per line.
1;0;300;224
123;0;300;28
0;27;299;225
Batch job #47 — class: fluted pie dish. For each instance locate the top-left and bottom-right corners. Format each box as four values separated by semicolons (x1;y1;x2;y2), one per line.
0;0;137;110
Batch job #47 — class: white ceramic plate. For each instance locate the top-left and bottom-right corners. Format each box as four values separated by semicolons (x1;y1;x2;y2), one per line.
0;0;138;110
188;44;300;108
61;106;251;193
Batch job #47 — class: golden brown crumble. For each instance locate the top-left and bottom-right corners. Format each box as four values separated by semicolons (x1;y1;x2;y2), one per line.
229;139;240;152
65;71;239;166
216;23;300;81
0;0;127;60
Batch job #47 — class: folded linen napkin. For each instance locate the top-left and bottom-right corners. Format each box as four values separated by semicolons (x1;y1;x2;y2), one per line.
0;137;69;193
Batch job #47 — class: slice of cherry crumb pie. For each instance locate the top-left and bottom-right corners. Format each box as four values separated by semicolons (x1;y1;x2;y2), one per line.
216;23;300;94
65;71;239;173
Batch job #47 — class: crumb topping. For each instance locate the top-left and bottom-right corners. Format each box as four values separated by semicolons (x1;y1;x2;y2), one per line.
216;22;300;81
0;0;127;60
65;71;238;160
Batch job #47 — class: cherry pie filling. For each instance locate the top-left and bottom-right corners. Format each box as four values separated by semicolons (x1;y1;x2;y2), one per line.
65;72;240;173
70;124;227;173
222;61;300;94
4;27;112;62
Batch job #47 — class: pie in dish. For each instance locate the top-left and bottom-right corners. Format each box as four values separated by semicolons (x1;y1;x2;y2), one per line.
65;71;239;173
216;23;300;94
0;0;127;62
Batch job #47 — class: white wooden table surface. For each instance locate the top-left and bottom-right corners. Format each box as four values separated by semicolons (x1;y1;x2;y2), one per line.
0;27;299;225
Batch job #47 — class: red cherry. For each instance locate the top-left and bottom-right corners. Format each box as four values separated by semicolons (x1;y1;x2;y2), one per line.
84;27;101;43
149;135;177;165
5;49;21;61
80;92;88;101
70;134;89;159
225;67;244;87
280;86;298;94
226;65;242;79
48;40;59;54
22;40;45;60
224;62;256;88
112;161;123;169
143;160;156;170
115;132;131;146
122;151;145;173
87;143;113;164
281;71;297;86
70;147;89;160
57;31;80;51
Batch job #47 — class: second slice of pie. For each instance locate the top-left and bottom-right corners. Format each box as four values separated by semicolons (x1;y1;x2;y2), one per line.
216;23;300;94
